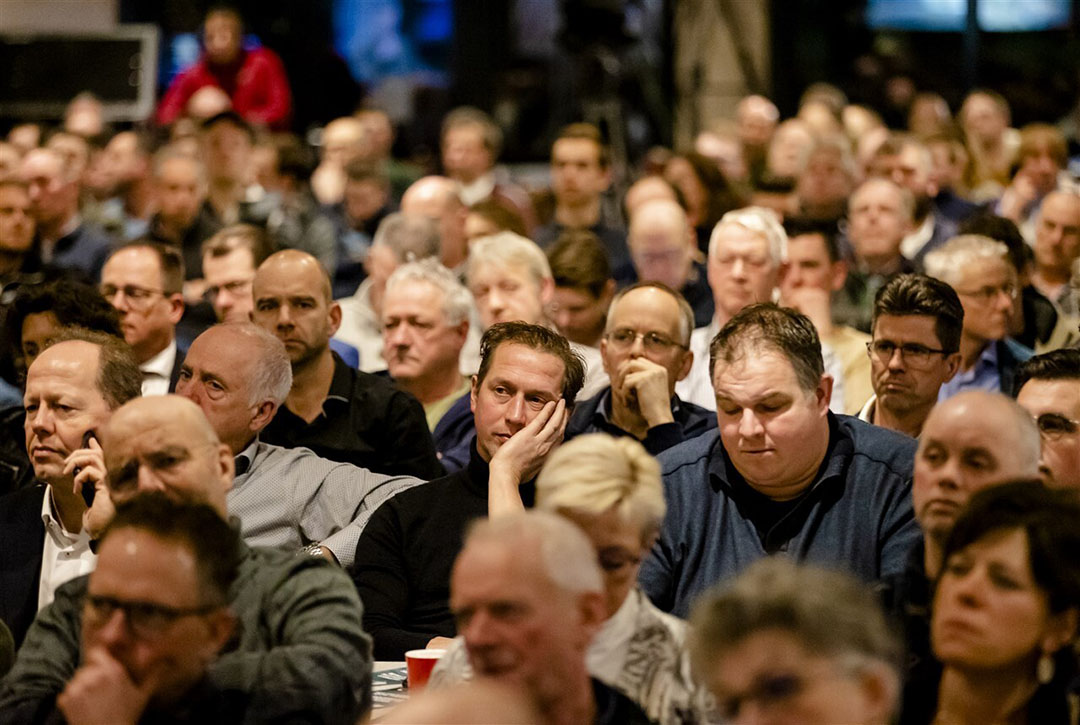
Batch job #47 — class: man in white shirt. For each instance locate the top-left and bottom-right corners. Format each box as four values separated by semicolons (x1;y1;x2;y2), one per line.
0;330;141;647
100;242;186;395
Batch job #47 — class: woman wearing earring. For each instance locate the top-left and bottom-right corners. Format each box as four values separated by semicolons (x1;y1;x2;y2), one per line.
924;482;1080;724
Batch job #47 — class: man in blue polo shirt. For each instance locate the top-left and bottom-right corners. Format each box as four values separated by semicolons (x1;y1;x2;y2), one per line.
639;303;919;617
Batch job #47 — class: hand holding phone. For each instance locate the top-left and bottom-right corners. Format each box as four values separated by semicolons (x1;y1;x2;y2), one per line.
64;430;102;508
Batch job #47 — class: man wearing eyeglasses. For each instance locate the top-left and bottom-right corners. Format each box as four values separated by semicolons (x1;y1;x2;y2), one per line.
52;495;240;724
100;242;186;396
566;282;714;455
859;274;963;437
924;234;1034;401
1016;349;1080;489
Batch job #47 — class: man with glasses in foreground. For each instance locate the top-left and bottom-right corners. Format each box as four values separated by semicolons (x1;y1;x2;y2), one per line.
100;242;186;395
566;282;714;455
924;234;1033;400
1016;348;1080;488
52;495;241;724
859;274;963;437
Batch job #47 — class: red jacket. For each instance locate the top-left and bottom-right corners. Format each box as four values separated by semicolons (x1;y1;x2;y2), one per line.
156;46;292;130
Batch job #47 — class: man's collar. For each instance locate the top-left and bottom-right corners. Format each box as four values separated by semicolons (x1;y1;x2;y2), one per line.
457;172;496;206
326;351;353;404
233;438;260;478
41;485;84;540
140;339;177;379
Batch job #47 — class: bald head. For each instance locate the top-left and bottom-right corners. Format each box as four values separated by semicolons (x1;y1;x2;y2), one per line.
402;176;460;218
255;249;332;303
629;198;689;241
624;176;678;218
252;250;341;369
103;395;234;518
914;390;1041;540
321;116;366;167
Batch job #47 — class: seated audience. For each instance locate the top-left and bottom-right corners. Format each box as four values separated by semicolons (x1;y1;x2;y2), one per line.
860;274;963;436
886;391;1041;720
0;399;371;723
441;106;536;232
925;234;1034;399
335;212;441;371
432;434;713;725
1031;189;1080;317
311;116;366;207
199;112;275;229
567;283;714;455
533;123;630;273
0;331;141;647
20;148;111;281
780;220;874;414
381;259;475;471
100;242;186;395
959;89;1018;200
468;230;607;397
145;149;220;278
252;250;441;478
792;136;855;227
546;229;615;350
400;175;470;274
173;325;420;564
328;160;393;299
1;282;122;496
918;483;1080;724
689;558;902;725
1016;349;1080;489
200;223;274;323
351;322;583;659
996;124;1068;241
449;511;652;724
96;130;154;242
155;7;292;130
52;496;241;724
834;177;917;333
624;198;714;327
640;303;919;617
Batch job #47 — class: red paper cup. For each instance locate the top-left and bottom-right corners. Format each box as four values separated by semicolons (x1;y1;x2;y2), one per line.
405;649;445;690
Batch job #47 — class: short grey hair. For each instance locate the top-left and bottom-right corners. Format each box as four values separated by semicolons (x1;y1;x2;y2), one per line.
373;212;441;263
218;323;292;406
464;511;603;596
924;234;1012;288
689;558;902;698
384;258;474;326
467;232;553;289
604;280;694;344
708;207;787;266
536;434;666;545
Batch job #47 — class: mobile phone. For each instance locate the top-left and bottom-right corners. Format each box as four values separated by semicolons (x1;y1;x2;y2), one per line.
75;430;98;508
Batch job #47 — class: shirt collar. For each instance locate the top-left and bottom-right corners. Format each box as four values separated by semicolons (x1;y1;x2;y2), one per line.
233;438;260;479
326;351;353;405
140;339;177;380
457;172;496;206
40;485;83;542
595;387;684;427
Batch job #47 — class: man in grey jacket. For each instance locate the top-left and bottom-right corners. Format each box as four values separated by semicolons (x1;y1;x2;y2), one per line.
0;395;371;723
639;303;920;617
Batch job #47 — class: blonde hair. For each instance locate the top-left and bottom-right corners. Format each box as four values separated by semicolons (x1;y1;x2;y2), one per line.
467;231;552;289
536;434;666;544
924;234;1011;288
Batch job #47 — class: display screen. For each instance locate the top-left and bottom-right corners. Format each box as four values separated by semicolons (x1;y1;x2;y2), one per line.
866;0;1071;32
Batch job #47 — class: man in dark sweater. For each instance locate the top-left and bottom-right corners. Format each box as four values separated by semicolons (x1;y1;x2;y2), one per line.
253;249;442;479
566;281;715;455
351;322;586;659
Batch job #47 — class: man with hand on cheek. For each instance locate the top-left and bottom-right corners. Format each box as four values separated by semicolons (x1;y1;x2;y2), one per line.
566;282;714;455
351;322;585;659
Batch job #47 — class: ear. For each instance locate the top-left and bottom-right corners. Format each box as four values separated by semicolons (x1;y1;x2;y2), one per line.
167;293;185;325
777;260;792;287
470;374;479;414
675;348;694;383
328;301;342;337
815;374;834;415
250;399;278;433
1040;608;1079;657
453;319;470;346
855;662;900;725
203;608;237;658
577;590;607;644
216;443;234;492
829;260;849;291
539;276;555;307
942;352;962;383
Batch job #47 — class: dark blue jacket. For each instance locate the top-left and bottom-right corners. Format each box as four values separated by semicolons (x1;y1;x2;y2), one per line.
431;392;475;474
639;414;920;617
566;388;716;457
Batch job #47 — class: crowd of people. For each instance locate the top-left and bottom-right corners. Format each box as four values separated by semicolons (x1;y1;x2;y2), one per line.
1;6;1080;724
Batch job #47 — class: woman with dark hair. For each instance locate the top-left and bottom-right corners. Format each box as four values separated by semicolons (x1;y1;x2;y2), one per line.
663;152;743;254
917;482;1080;724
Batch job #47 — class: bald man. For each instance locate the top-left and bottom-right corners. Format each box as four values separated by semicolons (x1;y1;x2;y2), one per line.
311;116;366;206
884;389;1042;717
253;250;442;478
625;199;714;327
1;395;374;723
401;176;469;273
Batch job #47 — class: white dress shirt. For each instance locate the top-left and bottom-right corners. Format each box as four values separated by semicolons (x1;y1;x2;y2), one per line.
38;488;96;610
139;339;177;396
